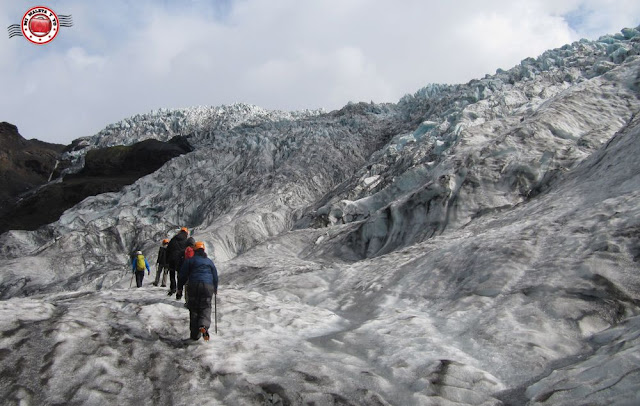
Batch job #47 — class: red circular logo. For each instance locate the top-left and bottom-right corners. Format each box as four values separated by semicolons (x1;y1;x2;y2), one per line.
21;6;59;45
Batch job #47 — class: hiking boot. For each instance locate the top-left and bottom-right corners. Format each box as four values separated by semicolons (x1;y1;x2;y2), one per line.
167;290;175;296
190;329;202;341
199;326;210;341
152;282;158;286
160;284;166;287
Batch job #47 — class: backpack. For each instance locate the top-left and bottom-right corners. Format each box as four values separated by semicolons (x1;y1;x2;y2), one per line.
185;246;194;260
136;255;146;271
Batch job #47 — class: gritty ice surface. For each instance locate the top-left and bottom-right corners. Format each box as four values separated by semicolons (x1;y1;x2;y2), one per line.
0;28;640;405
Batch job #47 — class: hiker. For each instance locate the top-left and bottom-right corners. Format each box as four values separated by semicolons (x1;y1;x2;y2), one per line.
177;241;218;341
131;250;151;288
182;237;196;304
166;227;189;295
153;239;169;287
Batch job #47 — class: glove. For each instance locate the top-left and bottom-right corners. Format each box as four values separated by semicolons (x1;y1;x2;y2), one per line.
147;271;150;275
176;290;182;300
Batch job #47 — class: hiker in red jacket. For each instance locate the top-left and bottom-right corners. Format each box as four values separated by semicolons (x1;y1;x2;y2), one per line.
182;237;195;304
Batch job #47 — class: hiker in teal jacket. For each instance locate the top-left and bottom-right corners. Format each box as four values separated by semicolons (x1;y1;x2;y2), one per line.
131;251;151;288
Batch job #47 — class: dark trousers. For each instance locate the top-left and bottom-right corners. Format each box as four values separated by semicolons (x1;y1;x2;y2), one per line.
187;282;215;339
169;267;177;293
135;271;145;288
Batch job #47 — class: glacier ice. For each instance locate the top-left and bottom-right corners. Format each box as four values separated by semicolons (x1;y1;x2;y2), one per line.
0;27;639;405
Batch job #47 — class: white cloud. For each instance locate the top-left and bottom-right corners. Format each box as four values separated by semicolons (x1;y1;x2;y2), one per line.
0;0;638;144
66;47;106;70
560;0;640;37
245;47;393;107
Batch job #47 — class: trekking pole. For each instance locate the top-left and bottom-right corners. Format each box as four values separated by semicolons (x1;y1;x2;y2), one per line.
129;272;134;288
214;293;218;334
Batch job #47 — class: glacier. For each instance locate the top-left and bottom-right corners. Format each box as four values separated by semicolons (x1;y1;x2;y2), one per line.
0;27;639;405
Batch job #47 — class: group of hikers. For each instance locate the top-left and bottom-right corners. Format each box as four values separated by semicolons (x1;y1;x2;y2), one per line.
130;227;219;342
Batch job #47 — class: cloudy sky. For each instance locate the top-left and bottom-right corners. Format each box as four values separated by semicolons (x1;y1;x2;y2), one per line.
1;0;639;145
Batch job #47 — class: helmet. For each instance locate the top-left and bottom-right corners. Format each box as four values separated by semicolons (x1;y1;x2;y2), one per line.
194;241;205;251
180;227;189;233
162;239;169;244
187;237;195;246
136;251;142;255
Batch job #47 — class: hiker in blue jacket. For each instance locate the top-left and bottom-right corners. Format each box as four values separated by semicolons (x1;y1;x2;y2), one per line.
131;250;151;288
177;241;218;341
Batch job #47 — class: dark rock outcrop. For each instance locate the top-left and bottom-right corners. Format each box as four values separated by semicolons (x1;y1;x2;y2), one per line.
0;122;66;210
0;129;193;234
73;136;193;178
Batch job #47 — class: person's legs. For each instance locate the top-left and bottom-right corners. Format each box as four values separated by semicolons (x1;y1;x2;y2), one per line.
161;265;168;286
185;283;214;340
187;284;200;339
189;310;201;340
197;284;215;340
136;271;144;288
169;267;177;294
189;283;214;338
197;284;215;329
153;264;162;285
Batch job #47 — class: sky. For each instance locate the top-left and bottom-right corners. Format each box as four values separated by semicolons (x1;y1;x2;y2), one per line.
1;0;639;145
